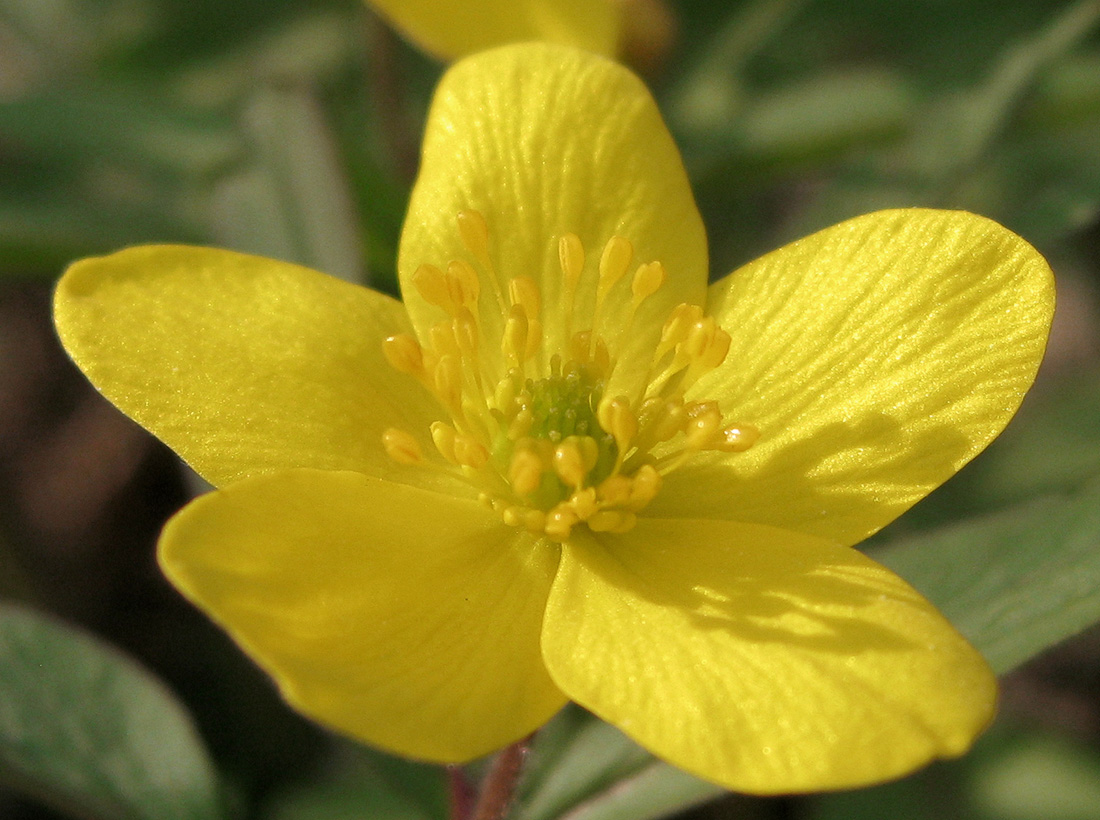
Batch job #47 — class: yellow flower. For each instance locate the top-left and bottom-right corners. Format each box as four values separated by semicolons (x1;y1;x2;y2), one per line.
366;0;621;60
54;44;1054;794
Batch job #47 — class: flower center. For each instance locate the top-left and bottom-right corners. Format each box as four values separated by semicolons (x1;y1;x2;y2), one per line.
381;210;758;541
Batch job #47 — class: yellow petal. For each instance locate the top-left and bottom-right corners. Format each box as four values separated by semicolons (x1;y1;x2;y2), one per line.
160;469;566;762
400;44;707;394
368;0;620;61
652;210;1054;545
542;519;996;794
54;245;462;494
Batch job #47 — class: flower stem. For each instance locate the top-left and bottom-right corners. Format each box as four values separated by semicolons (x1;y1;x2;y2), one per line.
469;735;534;820
448;766;476;820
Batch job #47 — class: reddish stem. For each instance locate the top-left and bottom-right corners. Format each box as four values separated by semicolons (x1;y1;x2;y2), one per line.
448;766;477;820
469;736;534;820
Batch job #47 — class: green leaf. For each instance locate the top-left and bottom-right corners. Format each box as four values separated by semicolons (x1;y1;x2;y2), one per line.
264;743;445;820
0;603;225;820
209;84;366;284
873;473;1100;674
517;709;721;820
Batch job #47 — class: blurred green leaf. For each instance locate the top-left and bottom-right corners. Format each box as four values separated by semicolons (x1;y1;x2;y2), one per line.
0;86;240;178
875;473;1100;674
971;731;1100;820
812;722;1100;820
210;84;365;283
0;602;225;820
265;743;445;820
962;369;1100;508
518;710;653;820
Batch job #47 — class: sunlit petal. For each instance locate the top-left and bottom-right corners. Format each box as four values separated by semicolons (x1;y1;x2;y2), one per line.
368;0;620;61
543;518;997;793
55;245;463;494
160;469;566;762
652;210;1054;545
400;43;707;396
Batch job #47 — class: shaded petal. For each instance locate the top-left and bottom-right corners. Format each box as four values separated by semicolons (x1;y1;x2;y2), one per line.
160;469;566;762
54;245;463;494
400;43;707;395
652;210;1054;545
542;519;996;794
368;0;620;61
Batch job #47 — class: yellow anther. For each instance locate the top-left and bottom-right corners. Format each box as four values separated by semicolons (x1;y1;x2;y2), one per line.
429;321;460;358
597;235;633;306
508;447;544;496
509;276;541;318
592;337;611;375
502;304;530;366
433;355;464;415
685;402;724;449
412;263;456;315
502;506;525;527
631;261;666;306
544;505;579;541
597;396;638;450
683;318;721;360
454;434;489;469
654;303;704;364
430;421;458;464
568;488;599;520
700;325;731;369
493;376;518;414
382;428;423;465
382;334;423;375
553;436;599;489
523;509;547;533
642;396;682;442
447;260;481;312
508;407;534;440
714;423;760;452
457;210;492;269
569;331;592;364
525;318;543;361
588;510;637;533
597;475;633;506
453;310;479;360
559;233;586;291
628;464;662;509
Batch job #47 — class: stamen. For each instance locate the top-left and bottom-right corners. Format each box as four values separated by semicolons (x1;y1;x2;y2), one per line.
559;233;585;341
456;210;492;270
433;354;464;417
382;428;423;464
447;260;481;314
631;261;666;308
553;436;599;489
382;334;424;375
430;421;459;464
509;276;541;318
508;444;544;496
597;396;638;454
596;236;633;310
412;264;457;315
453;434;489;469
502;304;530;367
714;423;760;452
387;213;759;543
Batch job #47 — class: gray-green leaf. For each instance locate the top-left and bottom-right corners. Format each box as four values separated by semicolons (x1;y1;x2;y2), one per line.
0;603;226;820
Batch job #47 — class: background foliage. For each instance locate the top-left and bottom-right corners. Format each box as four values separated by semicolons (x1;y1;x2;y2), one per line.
2;0;1100;818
